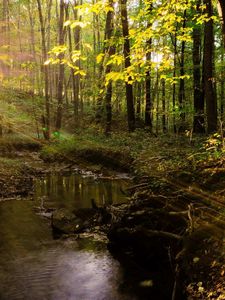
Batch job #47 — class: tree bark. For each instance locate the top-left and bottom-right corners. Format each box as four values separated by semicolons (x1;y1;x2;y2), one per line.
37;0;50;140
220;36;225;122
72;1;81;123
145;4;153;130
193;1;205;133
55;0;65;132
178;9;187;132
120;0;135;132
204;0;217;133
172;31;177;134
104;0;115;135
218;0;225;45
162;78;166;133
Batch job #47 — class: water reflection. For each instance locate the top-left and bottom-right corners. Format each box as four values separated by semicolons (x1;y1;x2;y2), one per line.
0;200;137;300
0;174;139;299
34;173;129;210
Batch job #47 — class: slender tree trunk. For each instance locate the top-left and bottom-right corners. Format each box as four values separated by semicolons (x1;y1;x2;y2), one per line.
94;1;104;121
193;1;205;133
221;36;225;122
104;0;115;135
95;17;106;121
1;0;10;77
156;73;160;135
28;0;37;93
47;0;53;103
71;1;81;124
162;78;166;133
105;82;113;134
65;4;76;113
204;0;217;133
218;0;225;45
92;1;97;106
120;0;135;131
145;50;152;130
136;81;142;119
37;0;50;140
47;0;53;51
178;9;187;132
0;116;3;137
145;4;153;130
172;30;177;133
55;0;65;132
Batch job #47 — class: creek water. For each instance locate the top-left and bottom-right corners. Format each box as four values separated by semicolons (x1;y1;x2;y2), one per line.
0;172;146;300
33;172;130;210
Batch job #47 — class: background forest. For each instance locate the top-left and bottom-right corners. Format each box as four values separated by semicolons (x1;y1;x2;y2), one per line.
0;0;225;139
0;2;225;299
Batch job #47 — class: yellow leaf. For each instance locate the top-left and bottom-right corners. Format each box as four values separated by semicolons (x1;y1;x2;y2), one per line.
64;20;71;27
83;43;92;51
74;70;86;76
44;59;52;65
70;21;87;29
193;257;200;263
139;280;153;287
96;53;104;64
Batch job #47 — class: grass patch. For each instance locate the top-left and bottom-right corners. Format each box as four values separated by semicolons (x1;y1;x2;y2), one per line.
0;135;41;152
0;87;44;139
40;128;203;173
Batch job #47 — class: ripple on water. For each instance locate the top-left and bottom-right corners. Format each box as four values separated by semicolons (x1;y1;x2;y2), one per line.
0;200;137;300
1;245;137;300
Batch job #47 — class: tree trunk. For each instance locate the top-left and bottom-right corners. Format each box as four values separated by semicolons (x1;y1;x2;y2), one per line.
1;0;10;77
145;50;152;130
218;0;225;45
55;0;65;132
204;0;217;133
104;0;115;135
220;36;225;122
172;29;178;133
28;0;37;93
66;3;77;120
136;81;142;120
193;1;205;133
162;78;166;133
72;1;81;124
37;0;50;140
145;4;153;130
120;0;135;132
178;9;187;132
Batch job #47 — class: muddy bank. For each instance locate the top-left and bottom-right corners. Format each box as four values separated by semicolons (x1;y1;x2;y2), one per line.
40;145;133;172
106;177;225;300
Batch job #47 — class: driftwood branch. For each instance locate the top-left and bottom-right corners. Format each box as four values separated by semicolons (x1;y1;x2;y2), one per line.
135;227;182;241
168;210;188;216
0;197;21;202
127;182;149;191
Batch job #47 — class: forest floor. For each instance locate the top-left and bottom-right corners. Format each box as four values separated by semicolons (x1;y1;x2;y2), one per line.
0;88;224;299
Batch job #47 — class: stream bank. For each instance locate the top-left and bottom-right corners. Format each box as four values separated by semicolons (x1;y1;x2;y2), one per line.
0;135;224;299
39;135;225;300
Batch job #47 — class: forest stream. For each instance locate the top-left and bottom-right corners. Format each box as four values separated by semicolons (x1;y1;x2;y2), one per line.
0;172;143;300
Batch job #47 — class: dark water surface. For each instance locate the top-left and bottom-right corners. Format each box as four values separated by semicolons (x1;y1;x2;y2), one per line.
0;173;142;300
33;172;130;210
